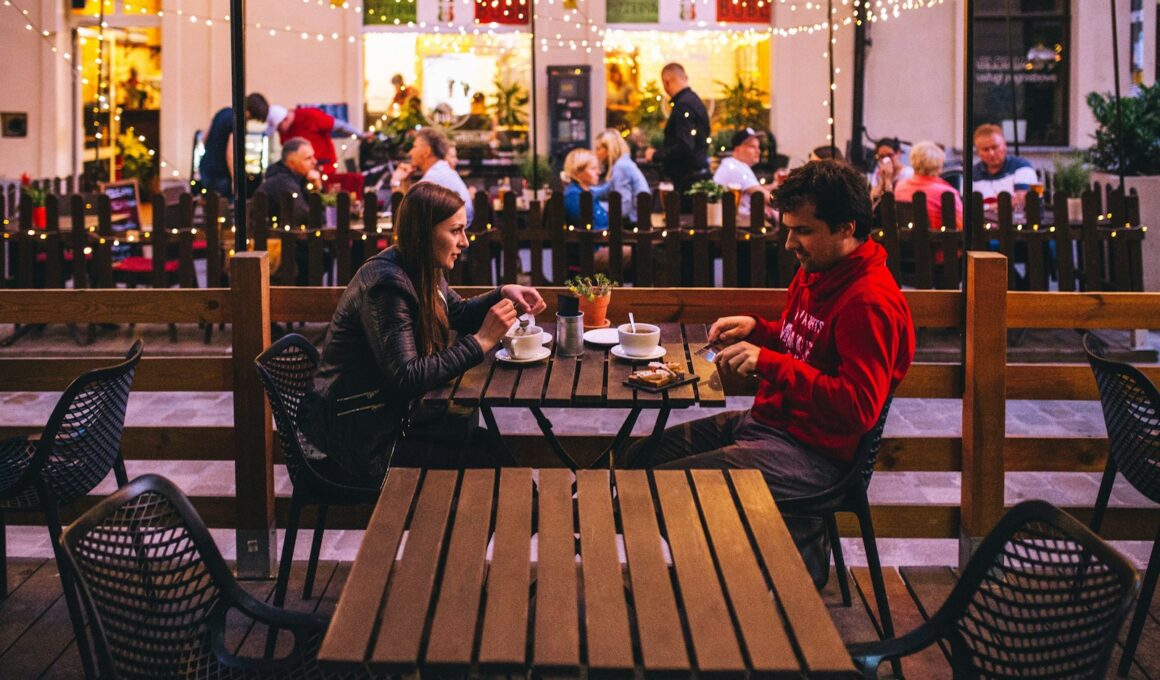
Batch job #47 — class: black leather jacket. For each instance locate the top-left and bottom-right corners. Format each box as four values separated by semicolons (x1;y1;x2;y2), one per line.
298;248;502;479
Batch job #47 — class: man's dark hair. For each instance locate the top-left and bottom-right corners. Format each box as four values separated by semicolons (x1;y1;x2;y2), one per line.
281;137;311;162
244;93;269;123
772;160;873;239
811;145;845;162
415;127;449;160
875;136;901;153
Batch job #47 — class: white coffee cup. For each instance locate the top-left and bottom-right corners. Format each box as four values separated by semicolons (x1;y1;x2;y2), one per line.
503;324;544;359
617;323;660;357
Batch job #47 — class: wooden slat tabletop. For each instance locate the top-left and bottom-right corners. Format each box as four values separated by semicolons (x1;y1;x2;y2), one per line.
426;322;723;410
320;468;863;673
319;468;858;677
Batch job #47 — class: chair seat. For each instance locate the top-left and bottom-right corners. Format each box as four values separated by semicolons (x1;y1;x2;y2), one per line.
35;251;93;263
114;257;180;274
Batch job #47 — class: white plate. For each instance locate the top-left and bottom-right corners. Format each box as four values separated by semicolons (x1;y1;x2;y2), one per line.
610;345;666;361
496;346;551;364
583;328;620;346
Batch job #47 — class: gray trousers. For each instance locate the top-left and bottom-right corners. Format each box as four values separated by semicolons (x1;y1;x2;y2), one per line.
626;410;847;587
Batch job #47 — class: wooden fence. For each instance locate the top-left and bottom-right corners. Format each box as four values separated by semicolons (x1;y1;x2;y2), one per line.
2;251;1159;575
3;183;1145;298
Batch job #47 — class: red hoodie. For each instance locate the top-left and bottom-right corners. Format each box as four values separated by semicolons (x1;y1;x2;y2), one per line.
746;239;914;463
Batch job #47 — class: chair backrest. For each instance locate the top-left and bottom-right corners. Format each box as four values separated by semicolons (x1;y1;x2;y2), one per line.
59;474;239;679
854;395;894;487
254;333;319;484
939;500;1138;677
34;340;143;505
1082;333;1160;504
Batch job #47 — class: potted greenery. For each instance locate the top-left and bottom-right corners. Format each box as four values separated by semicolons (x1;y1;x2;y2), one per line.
117;130;158;199
627;80;667;159
19;173;47;228
519;154;553;201
713;77;769;133
1086;82;1160;289
686;179;726;225
1051;154;1091;223
565;273;618;328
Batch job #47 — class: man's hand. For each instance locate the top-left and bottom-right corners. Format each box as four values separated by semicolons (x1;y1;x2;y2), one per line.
644;147;657;162
390;162;414;189
500;284;547;315
708;315;756;345
715;341;762;378
305;169;323;190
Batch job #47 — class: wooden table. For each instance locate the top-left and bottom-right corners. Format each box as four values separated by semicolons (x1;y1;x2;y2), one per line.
423;321;727;469
319;467;859;678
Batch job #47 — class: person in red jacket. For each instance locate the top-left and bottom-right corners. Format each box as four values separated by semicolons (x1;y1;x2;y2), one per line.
628;159;915;587
267;104;367;178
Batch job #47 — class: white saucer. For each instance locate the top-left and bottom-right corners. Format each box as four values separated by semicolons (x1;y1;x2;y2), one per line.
540;331;553;345
610;345;666;361
496;346;551;364
583;327;620;346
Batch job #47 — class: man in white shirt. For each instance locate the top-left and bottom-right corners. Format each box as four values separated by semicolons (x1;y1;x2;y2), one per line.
712;128;772;219
389;127;474;223
972;123;1038;203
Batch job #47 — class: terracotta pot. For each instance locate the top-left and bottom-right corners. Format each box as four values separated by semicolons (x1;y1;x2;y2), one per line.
32;206;46;229
577;292;611;327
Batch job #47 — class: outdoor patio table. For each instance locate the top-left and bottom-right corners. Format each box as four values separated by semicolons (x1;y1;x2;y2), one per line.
422;321;727;469
317;467;859;678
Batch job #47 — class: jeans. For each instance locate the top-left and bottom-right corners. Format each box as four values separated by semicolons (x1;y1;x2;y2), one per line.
626;410;847;587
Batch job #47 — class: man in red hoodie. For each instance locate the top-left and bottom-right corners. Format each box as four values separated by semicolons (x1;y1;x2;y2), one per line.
628;160;915;586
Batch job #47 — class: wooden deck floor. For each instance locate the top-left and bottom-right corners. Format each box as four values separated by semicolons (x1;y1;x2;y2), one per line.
2;558;1158;678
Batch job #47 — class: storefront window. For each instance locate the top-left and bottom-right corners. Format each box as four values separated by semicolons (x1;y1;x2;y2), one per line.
973;2;1070;146
364;32;531;152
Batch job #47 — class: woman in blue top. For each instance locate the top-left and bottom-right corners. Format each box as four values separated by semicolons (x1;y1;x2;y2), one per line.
595;129;651;224
562;148;609;231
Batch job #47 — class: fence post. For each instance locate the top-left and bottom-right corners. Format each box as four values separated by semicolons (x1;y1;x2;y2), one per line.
960;251;1007;567
231;251;275;579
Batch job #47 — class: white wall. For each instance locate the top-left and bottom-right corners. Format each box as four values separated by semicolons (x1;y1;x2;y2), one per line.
0;0;72;180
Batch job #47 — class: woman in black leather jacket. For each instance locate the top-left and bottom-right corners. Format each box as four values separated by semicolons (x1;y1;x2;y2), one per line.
299;182;546;480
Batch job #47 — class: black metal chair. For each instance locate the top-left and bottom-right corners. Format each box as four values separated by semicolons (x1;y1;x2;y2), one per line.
254;333;379;610
0;339;143;679
776;397;896;646
59;473;337;679
848;500;1140;678
1083;332;1160;677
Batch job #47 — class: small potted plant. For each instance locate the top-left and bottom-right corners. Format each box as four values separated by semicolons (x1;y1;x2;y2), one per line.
1052;154;1091;223
519;154;553;202
565;273;618;328
319;191;340;227
686;179;726;225
20;173;47;228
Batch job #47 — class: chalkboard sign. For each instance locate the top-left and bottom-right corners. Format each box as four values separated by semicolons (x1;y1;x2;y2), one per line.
100;179;142;232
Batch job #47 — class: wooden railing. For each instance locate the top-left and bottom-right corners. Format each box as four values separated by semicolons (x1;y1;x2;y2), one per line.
2;252;1159;574
4;183;1145;296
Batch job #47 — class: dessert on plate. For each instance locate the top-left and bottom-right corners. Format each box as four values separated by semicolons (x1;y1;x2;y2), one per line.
627;361;687;388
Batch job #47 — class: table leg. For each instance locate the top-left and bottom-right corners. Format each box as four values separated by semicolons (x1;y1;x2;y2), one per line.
479;405;519;466
530;406;581;470
589;406;643;471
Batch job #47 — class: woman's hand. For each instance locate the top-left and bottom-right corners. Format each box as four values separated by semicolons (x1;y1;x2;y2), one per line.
708;316;756;345
500;285;547;316
473;299;518;352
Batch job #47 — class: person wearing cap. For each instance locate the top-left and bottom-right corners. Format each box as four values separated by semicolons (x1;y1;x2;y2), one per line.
198;92;269;198
712;128;773;220
869;137;914;203
268;104;367;178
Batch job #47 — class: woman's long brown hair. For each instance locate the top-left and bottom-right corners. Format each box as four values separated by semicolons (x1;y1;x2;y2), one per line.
393;182;465;355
